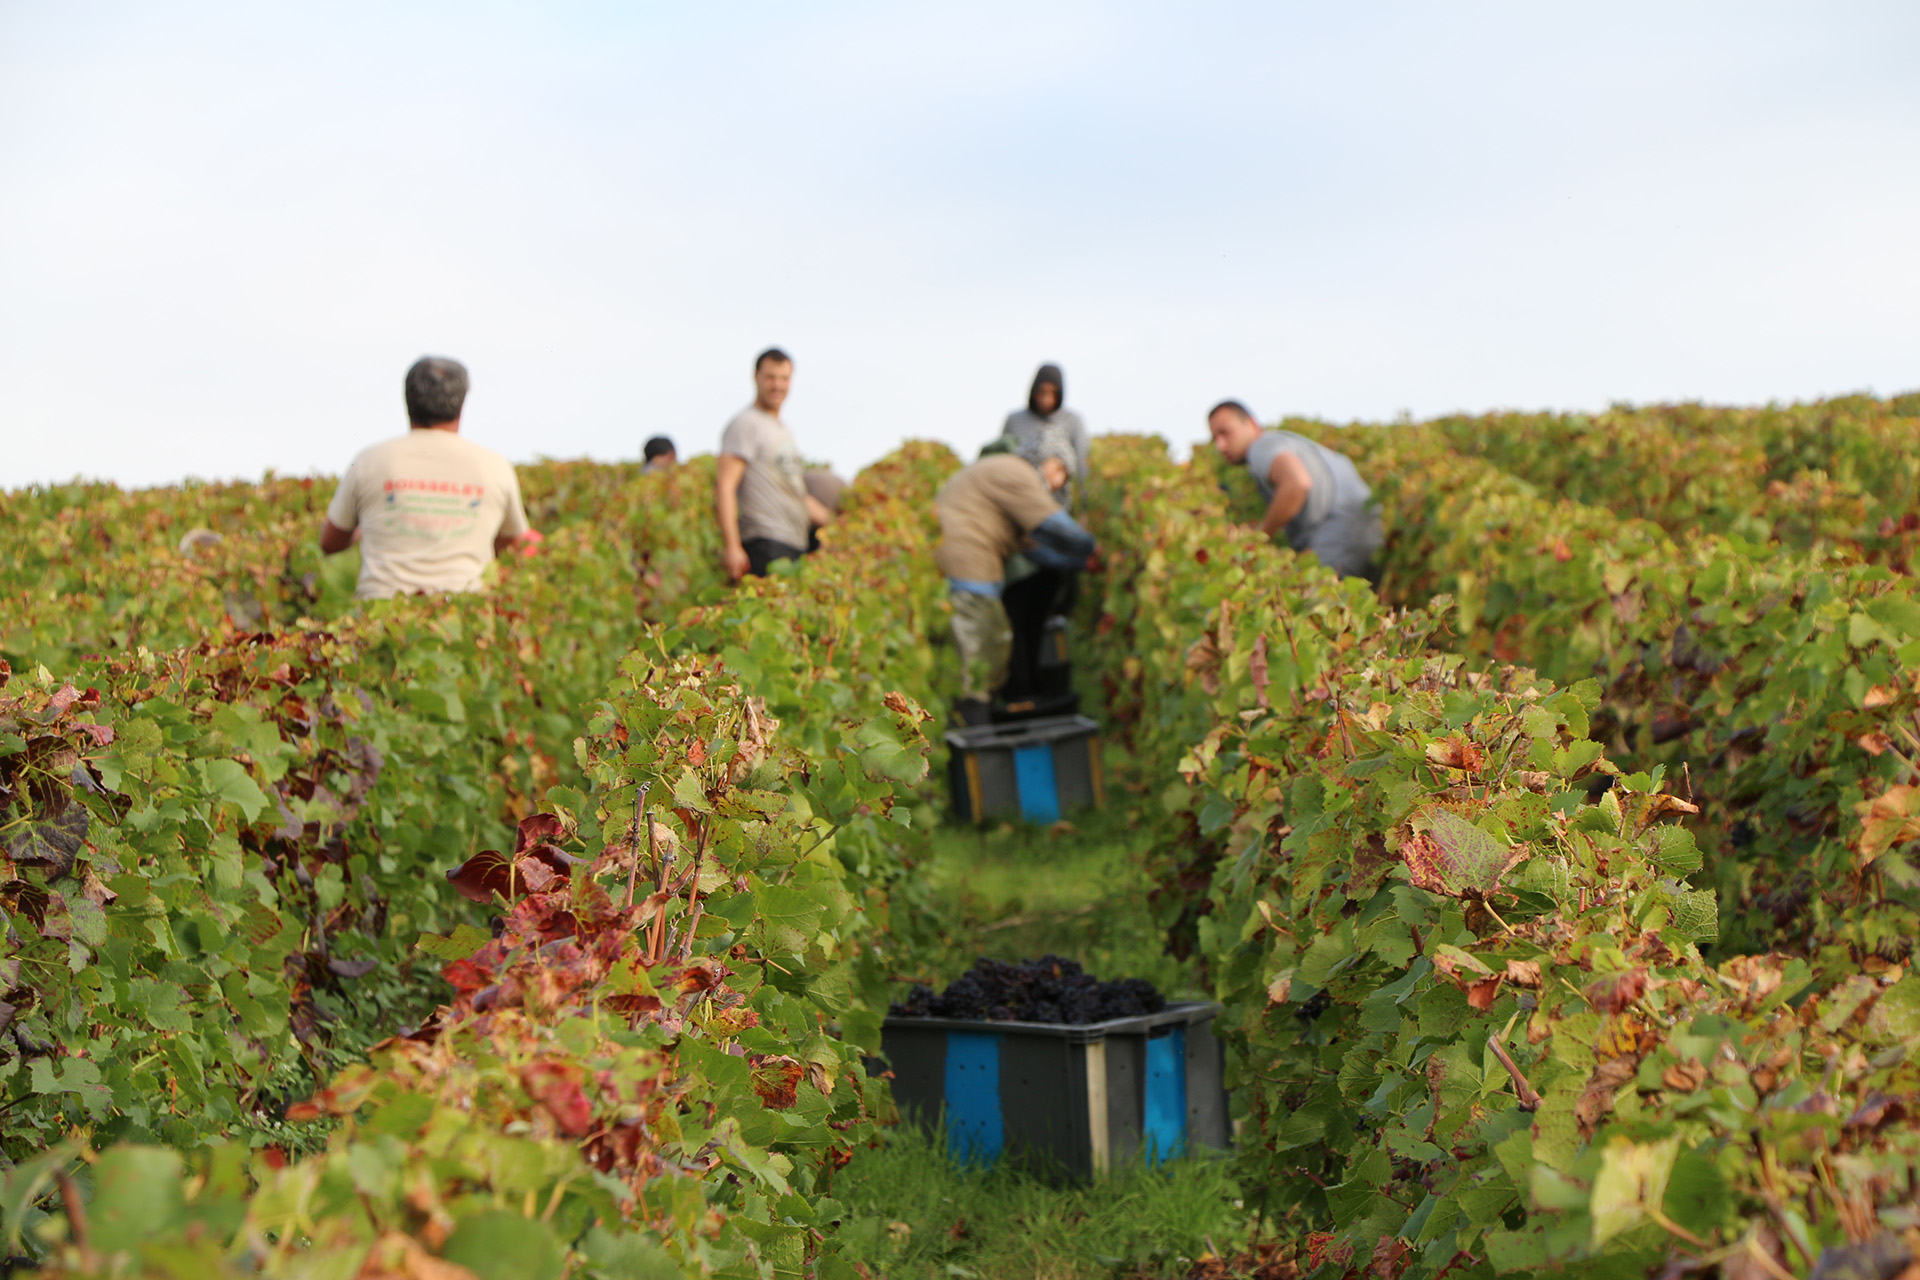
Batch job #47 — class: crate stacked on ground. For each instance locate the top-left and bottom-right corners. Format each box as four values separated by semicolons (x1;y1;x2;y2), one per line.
884;957;1227;1178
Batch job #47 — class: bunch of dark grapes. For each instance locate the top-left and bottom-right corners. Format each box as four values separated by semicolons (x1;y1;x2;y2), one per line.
890;955;1166;1025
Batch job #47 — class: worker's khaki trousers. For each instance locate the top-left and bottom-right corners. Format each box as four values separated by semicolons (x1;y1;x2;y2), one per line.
949;589;1013;702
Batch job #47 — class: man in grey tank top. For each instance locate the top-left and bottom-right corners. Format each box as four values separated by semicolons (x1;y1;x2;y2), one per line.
1206;400;1383;580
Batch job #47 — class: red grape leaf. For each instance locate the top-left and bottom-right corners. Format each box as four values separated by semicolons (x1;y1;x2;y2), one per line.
751;1055;805;1109
1403;808;1524;898
1585;967;1648;1014
522;1061;595;1136
514;813;565;851
446;849;516;903
441;958;494;995
513;855;563;895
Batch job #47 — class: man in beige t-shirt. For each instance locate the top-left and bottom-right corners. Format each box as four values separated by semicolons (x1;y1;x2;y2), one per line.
934;452;1095;725
321;357;534;599
716;348;835;580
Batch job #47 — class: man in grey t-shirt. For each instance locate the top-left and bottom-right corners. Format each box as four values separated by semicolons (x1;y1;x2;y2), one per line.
716;348;834;580
1206;400;1382;580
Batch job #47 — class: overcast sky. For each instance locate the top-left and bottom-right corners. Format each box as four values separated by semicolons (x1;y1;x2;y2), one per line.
3;4;1918;490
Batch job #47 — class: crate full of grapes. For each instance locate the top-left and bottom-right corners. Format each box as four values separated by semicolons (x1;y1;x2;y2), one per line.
881;957;1229;1179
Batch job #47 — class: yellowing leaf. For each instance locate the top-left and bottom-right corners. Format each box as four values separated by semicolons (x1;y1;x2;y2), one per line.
1589;1135;1680;1246
1424;736;1488;773
1855;785;1920;863
1265;970;1294;1006
1593;1014;1646;1061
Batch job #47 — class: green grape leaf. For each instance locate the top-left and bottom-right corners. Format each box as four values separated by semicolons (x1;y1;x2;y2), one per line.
415;923;491;962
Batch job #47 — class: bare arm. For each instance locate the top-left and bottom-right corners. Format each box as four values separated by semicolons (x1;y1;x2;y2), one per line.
319;519;355;555
715;454;751;581
805;493;834;527
493;529;535;556
1258;451;1315;537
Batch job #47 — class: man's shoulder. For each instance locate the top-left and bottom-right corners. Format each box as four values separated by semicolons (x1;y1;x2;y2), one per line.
354;431;515;477
723;405;784;432
975;453;1042;489
1247;428;1303;459
348;432;410;461
722;407;783;451
445;432;515;468
340;433;416;477
421;430;517;475
942;456;1006;499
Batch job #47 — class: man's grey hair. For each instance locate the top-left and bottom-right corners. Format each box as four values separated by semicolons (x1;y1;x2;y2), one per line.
405;357;469;425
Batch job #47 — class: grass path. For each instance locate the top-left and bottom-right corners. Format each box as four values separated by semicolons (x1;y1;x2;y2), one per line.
901;805;1200;1000
832;803;1262;1278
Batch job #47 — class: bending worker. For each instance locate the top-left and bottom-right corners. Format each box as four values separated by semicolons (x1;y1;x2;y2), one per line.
1206;400;1382;580
997;422;1079;706
935;444;1096;727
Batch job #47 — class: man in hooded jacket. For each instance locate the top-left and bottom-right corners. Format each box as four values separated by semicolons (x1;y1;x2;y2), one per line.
1002;365;1091;497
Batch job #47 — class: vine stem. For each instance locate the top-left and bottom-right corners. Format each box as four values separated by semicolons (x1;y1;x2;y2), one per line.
1485;1033;1542;1111
678;821;711;962
623;782;651;910
646;812;675;963
1738;1231;1795;1280
652;808;676;894
1646;1206;1707;1248
55;1169;91;1264
1885;721;1920;784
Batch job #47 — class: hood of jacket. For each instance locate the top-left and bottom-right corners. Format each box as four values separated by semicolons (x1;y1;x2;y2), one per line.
1027;364;1065;417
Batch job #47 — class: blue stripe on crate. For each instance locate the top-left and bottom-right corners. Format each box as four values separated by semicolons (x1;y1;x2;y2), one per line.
1012;744;1060;822
944;1032;1004;1164
1143;1027;1187;1163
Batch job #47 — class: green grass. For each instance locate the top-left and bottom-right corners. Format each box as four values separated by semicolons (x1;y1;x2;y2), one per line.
839;780;1260;1278
894;798;1199;1001
831;1126;1252;1280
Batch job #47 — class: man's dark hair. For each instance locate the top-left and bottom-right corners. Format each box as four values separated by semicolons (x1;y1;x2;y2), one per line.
1208;399;1256;423
405;357;470;425
754;347;792;373
643;436;676;461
